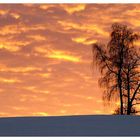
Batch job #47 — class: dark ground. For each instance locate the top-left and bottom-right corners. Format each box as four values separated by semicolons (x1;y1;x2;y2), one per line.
0;115;140;136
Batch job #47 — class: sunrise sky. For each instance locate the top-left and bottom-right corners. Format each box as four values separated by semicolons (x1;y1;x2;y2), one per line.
0;4;140;117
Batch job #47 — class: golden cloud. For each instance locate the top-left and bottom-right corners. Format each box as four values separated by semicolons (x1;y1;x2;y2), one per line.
12;106;26;111
35;47;81;63
72;37;87;43
60;4;86;14
39;4;86;15
47;50;81;63
0;77;21;83
38;73;51;78
86;96;94;100
72;37;97;45
35;47;47;54
0;65;42;73
0;40;31;52
96;100;103;103
134;41;140;47
39;4;55;10
129;19;140;27
58;20;109;36
0;24;46;35
0;44;19;52
94;110;102;114
28;34;46;41
126;8;140;16
32;112;48;116
0;9;8;15
60;110;67;114
0;25;21;35
0;112;9;116
23;86;50;94
10;12;20;19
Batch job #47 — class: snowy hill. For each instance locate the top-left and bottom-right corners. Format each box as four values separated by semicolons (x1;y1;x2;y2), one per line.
0;115;140;136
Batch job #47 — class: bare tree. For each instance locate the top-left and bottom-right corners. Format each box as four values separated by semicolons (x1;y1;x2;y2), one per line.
92;23;140;115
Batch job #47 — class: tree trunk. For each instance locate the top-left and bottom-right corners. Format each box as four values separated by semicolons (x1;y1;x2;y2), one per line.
118;73;123;115
127;72;131;115
127;105;131;115
119;86;123;115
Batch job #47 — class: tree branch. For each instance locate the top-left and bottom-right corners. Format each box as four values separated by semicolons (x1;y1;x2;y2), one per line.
130;83;140;104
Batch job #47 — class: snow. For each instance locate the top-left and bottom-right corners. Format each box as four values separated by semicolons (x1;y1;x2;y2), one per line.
0;115;140;136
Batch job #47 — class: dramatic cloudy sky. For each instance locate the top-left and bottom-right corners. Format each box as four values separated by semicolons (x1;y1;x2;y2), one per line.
0;4;140;117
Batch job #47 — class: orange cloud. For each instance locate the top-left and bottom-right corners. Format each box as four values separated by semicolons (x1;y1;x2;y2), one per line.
0;77;21;83
60;4;86;14
72;37;87;43
47;50;81;63
126;8;140;16
0;9;8;15
38;73;51;78
0;24;46;35
129;19;140;27
96;100;103;103
0;40;31;52
58;20;109;36
39;4;55;10
23;86;50;95
32;112;48;116
0;25;21;35
135;41;140;47
60;110;67;114
0;44;19;52
10;12;20;19
0;112;9;116
35;47;47;54
72;37;97;45
94;110;102;114
12;106;26;111
35;47;81;63
86;96;94;100
28;34;46;41
0;66;42;73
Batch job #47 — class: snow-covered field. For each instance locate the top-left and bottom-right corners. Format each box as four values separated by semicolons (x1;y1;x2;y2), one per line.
0;115;140;136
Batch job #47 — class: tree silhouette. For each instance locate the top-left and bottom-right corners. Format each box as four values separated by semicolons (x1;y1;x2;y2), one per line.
113;106;137;115
92;23;140;115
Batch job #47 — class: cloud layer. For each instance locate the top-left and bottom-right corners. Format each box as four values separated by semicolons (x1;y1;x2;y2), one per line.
0;4;140;116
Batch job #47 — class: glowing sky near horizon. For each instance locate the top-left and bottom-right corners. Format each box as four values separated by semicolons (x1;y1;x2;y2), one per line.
0;4;140;117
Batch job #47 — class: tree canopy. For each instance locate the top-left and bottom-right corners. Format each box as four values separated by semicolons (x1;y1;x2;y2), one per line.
92;23;140;115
